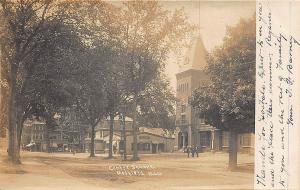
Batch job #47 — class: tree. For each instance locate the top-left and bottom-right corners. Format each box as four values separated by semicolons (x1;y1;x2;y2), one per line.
0;0;60;163
118;1;195;160
103;56;126;159
137;75;176;132
190;16;255;170
73;43;113;157
74;1;195;160
0;0;85;163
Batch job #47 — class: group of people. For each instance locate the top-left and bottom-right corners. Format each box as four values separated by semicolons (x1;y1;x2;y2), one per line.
185;146;200;158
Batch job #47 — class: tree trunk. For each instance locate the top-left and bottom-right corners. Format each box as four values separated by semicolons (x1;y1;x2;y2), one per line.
90;124;95;157
7;65;21;164
108;113;114;159
17;118;24;153
132;97;139;161
228;127;238;170
44;126;50;153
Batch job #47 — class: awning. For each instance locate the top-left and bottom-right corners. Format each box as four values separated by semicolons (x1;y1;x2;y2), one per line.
25;143;35;147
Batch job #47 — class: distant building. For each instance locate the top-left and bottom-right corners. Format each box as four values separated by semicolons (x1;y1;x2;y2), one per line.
125;131;175;154
22;118;86;152
174;36;254;154
84;116;133;153
84;117;175;154
22;120;47;151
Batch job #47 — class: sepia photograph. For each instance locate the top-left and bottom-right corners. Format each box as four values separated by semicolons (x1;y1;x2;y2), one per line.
0;1;255;190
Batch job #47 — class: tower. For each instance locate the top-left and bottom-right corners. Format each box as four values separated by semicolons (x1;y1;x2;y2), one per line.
174;36;218;151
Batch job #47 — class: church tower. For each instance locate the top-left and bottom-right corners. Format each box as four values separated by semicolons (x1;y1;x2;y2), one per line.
174;36;219;151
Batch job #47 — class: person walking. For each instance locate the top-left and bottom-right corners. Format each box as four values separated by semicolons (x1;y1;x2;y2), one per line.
191;147;195;157
195;146;199;157
187;147;190;158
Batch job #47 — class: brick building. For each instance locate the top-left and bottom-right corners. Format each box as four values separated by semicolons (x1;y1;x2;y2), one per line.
174;36;254;153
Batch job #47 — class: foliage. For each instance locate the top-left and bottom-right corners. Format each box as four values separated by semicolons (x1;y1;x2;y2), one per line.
137;75;176;131
0;0;195;161
0;0;88;161
190;16;255;133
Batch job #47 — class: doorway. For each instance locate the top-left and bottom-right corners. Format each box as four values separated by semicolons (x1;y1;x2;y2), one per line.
152;144;157;154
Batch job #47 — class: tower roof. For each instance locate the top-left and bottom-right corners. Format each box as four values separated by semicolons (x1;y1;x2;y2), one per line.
179;36;208;72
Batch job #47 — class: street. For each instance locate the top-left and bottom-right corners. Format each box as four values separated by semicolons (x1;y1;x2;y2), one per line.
0;151;254;190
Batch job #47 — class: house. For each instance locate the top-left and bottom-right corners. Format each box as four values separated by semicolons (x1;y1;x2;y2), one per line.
84;116;133;153
125;131;175;154
84;117;175;154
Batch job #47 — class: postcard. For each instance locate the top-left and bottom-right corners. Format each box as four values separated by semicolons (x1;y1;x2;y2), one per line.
0;1;299;190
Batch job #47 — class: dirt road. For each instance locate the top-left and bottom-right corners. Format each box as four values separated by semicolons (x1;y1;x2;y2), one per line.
0;151;254;190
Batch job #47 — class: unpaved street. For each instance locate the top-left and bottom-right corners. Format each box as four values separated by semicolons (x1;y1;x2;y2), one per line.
0;152;254;190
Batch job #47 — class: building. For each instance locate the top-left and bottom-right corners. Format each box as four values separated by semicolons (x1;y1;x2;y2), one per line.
22;117;86;152
84;117;175;154
125;131;175;154
174;36;254;154
22;120;48;151
84;116;133;154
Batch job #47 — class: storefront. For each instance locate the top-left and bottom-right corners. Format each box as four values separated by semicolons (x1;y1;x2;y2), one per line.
126;132;175;154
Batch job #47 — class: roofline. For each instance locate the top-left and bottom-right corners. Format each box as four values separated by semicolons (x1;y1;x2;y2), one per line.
175;68;204;77
125;131;174;139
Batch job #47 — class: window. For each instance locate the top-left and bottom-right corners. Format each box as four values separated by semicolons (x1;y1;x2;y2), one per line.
199;132;211;147
199;117;205;124
181;105;186;113
222;131;229;147
241;134;251;146
181;115;187;124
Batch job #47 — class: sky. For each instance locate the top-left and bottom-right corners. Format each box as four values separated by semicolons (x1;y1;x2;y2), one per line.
160;1;255;92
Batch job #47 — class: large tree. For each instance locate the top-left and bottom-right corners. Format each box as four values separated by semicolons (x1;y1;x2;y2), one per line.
75;1;195;160
0;0;85;163
118;1;195;160
190;16;255;170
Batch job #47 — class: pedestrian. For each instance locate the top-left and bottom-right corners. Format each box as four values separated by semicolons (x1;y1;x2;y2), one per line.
196;146;199;157
191;147;195;157
187;147;190;158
